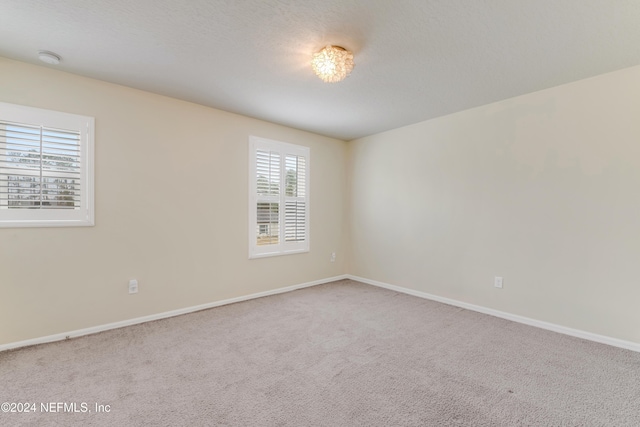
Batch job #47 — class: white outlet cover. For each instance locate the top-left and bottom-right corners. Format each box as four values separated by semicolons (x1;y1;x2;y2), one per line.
494;276;503;288
129;279;138;294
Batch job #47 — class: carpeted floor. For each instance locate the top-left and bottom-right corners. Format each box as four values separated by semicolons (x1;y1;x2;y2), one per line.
1;279;639;426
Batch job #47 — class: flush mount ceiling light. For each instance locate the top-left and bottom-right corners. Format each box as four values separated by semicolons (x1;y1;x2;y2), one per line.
38;50;61;65
311;45;354;83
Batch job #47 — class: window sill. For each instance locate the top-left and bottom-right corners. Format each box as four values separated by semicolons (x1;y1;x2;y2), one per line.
249;248;309;259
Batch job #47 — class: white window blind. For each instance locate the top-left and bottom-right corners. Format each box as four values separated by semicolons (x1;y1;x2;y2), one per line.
0;102;94;227
284;154;306;242
249;136;309;258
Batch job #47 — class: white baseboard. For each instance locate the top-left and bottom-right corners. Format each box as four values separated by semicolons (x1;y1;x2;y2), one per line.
347;275;640;353
6;274;638;354
0;274;349;353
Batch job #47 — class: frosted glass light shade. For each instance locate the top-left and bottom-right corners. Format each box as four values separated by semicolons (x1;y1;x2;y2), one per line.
311;45;354;83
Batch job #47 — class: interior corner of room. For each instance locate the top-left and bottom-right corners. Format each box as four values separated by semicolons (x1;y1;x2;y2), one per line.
1;1;640;357
2;56;640;353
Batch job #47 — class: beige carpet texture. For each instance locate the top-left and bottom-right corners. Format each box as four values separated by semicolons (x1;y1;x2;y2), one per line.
1;279;639;426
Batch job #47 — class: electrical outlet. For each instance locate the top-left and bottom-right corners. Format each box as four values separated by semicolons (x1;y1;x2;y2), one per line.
494;276;503;289
330;252;336;262
129;279;138;294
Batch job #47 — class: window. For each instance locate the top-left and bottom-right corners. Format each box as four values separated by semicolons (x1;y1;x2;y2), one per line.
0;102;94;227
249;136;309;258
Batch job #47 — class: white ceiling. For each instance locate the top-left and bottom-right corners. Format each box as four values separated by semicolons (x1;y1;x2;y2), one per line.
1;0;640;141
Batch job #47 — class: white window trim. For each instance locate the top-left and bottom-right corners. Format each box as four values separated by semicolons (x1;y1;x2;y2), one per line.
0;102;95;228
248;136;310;259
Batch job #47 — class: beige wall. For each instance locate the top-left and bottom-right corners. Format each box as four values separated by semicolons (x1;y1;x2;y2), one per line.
348;65;640;343
0;57;348;346
3;55;640;348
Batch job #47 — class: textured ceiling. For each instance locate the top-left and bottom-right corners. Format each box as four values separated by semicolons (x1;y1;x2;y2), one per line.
1;0;640;141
